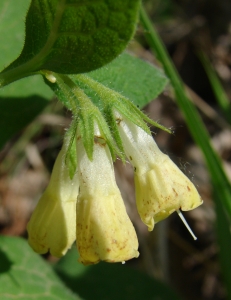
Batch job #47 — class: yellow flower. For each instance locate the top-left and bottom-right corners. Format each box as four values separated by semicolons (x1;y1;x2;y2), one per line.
76;130;139;265
117;116;203;231
27;143;79;257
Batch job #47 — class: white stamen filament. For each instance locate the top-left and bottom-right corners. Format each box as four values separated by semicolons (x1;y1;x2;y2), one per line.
176;210;197;240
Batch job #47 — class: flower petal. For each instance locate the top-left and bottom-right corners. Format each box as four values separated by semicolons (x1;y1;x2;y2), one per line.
117;115;203;231
76;133;139;264
135;154;203;231
27;143;79;257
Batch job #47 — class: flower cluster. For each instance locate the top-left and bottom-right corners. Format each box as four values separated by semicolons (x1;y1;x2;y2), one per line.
27;72;202;264
27;112;202;264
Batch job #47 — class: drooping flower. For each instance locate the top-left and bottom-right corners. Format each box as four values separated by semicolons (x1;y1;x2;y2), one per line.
75;127;139;265
27;141;79;257
27;73;202;264
117;115;203;231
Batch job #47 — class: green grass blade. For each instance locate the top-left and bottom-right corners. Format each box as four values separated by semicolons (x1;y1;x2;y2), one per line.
214;188;231;298
197;51;231;124
140;6;231;298
139;5;231;220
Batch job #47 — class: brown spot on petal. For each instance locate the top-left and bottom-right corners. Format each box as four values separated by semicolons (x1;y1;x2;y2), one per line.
116;118;122;125
94;136;106;146
172;188;178;196
106;248;111;252
187;186;191;191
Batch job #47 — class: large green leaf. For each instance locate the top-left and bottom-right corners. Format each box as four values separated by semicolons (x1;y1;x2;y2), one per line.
0;0;141;87
0;236;82;300
55;247;181;300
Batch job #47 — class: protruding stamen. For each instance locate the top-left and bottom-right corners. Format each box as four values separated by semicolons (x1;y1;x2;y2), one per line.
176;210;197;240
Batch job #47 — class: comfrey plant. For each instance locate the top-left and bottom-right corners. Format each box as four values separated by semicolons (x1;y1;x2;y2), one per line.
27;73;203;265
0;0;203;266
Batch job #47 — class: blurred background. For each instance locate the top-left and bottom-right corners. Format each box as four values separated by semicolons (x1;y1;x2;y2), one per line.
0;0;231;299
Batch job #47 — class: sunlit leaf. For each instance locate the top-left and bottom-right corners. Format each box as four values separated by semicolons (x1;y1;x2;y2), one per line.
0;236;82;300
1;0;141;78
87;52;168;108
0;0;30;71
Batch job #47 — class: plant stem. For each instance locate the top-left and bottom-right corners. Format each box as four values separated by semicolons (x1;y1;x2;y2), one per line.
197;51;231;125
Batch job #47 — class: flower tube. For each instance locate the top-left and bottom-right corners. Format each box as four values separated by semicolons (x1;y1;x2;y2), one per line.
27;142;79;257
76;128;139;265
117;115;203;231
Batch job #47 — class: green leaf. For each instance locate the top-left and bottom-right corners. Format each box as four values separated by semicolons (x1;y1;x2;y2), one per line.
0;0;31;71
45;53;168;110
55;247;181;300
0;0;141;86
0;75;53;150
0;0;53;149
0;236;82;300
86;52;168;108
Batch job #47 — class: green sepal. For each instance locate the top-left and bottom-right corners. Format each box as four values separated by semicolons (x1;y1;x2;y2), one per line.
78;110;94;161
94;110;121;161
64;123;78;180
72;74;172;134
46;73;122;161
103;105;125;159
44;67;170;164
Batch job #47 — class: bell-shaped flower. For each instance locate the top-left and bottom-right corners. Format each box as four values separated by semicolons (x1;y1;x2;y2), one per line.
76;129;139;265
27;142;79;257
117;116;203;232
